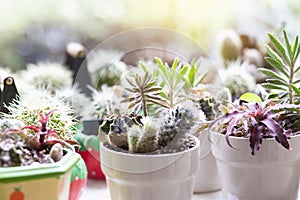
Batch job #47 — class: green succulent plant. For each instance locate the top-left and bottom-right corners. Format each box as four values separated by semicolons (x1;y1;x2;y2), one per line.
260;30;300;104
99;58;205;154
155;57;189;108
121;71;168;116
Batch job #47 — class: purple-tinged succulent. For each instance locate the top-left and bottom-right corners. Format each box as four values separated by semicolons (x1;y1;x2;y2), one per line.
209;102;300;155
0;110;79;167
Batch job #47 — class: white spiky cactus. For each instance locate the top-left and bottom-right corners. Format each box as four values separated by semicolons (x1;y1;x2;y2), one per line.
0;89;77;140
0;119;25;133
87;49;127;87
127;117;159;153
218;60;256;98
19;62;73;92
57;85;94;121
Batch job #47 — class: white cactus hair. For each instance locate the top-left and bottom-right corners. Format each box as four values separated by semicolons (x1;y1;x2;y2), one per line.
140;116;159;138
127;116;159;153
0;89;77;140
20;62;73;91
218;60;256;97
56;84;94;120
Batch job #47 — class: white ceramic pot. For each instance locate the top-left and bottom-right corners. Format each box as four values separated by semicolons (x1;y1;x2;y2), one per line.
193;130;220;193
211;132;300;200
100;135;200;200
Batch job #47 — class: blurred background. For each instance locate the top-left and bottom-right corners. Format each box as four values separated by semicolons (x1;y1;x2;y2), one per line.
0;0;300;71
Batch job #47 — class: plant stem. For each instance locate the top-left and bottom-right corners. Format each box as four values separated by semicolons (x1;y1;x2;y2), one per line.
169;88;173;108
289;60;294;104
141;89;147;117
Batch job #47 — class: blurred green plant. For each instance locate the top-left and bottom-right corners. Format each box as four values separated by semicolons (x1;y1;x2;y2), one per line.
260;30;300;104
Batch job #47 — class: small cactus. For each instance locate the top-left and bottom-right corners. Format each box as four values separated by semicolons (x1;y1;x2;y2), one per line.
127;117;159;153
219;60;256;99
158;102;202;153
217;30;242;66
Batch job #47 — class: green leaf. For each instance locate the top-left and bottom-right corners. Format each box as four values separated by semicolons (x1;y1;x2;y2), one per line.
259;68;286;82
266;78;288;87
144;80;157;89
266;45;284;65
283;30;293;59
126;77;137;88
261;83;287;91
147;99;169;108
293;36;300;61
134;74;142;87
120;96;137;103
156;57;171;83
124;87;139;93
187;63;195;85
145;94;165;101
293;78;300;84
291;84;300;96
160;91;168;99
171;58;179;72
265;57;289;78
174;65;188;87
295;65;300;74
139;61;147;72
127;101;139;110
268;32;290;65
194;72;208;87
143;86;162;93
142;72;151;86
292;35;299;59
179;64;188;77
239;92;262;103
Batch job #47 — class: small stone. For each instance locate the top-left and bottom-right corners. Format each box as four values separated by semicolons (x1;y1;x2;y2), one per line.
50;143;63;162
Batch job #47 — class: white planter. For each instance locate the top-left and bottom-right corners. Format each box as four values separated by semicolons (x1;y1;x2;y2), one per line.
193;130;220;193
100;135;200;200
211;132;300;200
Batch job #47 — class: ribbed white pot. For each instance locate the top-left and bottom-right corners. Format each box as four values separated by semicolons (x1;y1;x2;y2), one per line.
211;132;300;200
100;135;200;200
193;130;220;193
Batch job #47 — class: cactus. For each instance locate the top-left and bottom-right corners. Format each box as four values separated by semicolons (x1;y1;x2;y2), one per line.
219;60;256;99
98;58;205;154
127;117;159;153
158;102;202;153
0;90;77;141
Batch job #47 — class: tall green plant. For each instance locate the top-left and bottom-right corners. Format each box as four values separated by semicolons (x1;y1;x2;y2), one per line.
260;30;300;104
155;57;188;108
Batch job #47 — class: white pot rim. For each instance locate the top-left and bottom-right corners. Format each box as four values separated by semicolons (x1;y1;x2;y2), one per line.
210;131;300;141
100;135;200;173
100;134;200;158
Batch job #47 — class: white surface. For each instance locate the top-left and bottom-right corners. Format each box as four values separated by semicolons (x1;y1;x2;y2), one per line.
80;179;223;200
80;179;300;200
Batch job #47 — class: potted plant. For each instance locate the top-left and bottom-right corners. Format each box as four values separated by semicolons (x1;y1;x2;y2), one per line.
153;57;225;193
209;30;300;200
0;112;80;200
98;58;201;200
0;88;87;200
